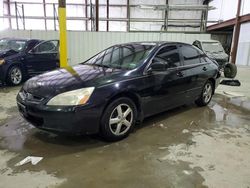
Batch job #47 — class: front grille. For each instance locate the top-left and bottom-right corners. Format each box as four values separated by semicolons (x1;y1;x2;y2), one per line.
19;90;44;103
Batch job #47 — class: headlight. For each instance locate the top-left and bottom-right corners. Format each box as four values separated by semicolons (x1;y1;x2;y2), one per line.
0;59;5;65
47;87;95;106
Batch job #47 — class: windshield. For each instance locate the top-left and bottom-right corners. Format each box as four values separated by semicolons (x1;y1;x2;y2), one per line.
202;42;225;53
84;44;154;70
0;39;26;52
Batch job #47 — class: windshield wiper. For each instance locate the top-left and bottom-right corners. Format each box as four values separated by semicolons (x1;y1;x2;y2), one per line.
89;64;111;68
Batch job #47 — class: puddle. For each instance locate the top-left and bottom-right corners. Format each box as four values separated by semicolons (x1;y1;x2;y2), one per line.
0;150;65;188
0;116;34;151
0;90;250;188
158;127;250;188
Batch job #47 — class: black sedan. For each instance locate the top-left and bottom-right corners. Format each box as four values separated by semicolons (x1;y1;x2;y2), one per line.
17;42;220;141
0;38;59;85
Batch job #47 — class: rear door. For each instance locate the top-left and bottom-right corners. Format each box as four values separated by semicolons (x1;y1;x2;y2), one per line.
178;44;209;101
142;45;188;116
24;40;59;76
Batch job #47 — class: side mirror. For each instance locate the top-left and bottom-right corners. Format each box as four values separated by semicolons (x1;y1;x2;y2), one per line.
150;61;166;72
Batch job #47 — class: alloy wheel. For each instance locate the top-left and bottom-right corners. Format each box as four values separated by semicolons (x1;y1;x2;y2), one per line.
109;104;133;136
203;83;212;103
10;67;22;85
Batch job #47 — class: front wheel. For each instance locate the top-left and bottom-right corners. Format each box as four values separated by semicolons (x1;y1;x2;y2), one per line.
7;66;23;85
100;97;137;141
195;81;213;107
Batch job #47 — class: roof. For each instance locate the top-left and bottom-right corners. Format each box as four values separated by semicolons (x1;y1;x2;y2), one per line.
207;13;250;32
0;37;41;42
118;41;191;46
195;39;220;43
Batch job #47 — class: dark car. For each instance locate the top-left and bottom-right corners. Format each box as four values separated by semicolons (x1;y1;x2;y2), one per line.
0;38;59;85
17;42;220;141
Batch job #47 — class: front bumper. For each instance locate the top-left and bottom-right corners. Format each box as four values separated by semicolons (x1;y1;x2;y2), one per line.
215;77;221;89
16;96;102;135
215;71;221;89
216;60;228;69
0;66;6;84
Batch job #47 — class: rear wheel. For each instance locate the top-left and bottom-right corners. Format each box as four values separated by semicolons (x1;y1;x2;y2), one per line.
7;66;23;85
100;97;137;141
195;80;213;107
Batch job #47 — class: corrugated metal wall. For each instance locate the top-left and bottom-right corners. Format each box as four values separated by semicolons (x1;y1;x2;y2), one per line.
236;22;250;66
0;29;211;65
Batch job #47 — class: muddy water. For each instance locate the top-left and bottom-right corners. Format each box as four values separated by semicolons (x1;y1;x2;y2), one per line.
0;88;250;188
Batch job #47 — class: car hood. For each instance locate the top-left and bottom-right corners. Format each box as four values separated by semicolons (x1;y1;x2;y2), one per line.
23;64;126;98
205;51;228;61
0;49;19;59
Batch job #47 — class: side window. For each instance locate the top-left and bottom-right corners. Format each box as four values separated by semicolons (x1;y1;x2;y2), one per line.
24;40;38;52
153;45;181;68
196;47;207;63
33;40;58;53
179;45;200;65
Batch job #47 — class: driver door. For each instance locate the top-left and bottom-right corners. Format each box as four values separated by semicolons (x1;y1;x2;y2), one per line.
142;45;187;116
24;40;59;76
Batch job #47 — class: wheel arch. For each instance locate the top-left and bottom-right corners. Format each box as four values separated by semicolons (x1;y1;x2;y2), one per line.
5;62;26;83
208;77;215;94
101;91;143;123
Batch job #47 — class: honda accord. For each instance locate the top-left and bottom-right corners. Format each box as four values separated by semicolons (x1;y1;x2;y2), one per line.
17;42;220;141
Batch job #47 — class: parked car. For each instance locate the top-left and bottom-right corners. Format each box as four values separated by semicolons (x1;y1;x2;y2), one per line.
0;38;59;85
192;39;237;78
17;42;220;141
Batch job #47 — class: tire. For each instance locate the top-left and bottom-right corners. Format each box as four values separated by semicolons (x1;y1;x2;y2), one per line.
100;97;137;141
7;66;23;86
195;80;214;107
224;63;237;78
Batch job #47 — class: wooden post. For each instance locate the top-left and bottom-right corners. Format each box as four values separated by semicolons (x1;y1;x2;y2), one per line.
231;0;242;64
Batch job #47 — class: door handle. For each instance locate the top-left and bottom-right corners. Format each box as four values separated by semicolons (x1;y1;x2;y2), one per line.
177;71;184;77
202;67;207;71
